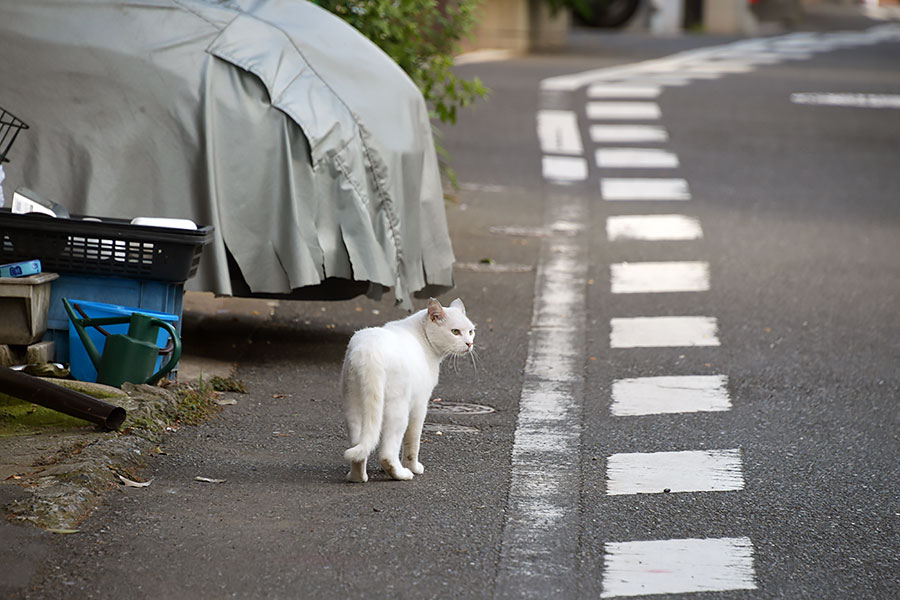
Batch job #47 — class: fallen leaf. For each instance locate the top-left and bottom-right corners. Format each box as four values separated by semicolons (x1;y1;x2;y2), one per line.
118;475;153;488
47;529;80;535
194;476;226;484
272;394;287;399
214;397;238;406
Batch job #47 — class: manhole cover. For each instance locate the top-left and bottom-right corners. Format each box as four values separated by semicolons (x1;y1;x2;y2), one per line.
423;423;479;434
428;402;495;415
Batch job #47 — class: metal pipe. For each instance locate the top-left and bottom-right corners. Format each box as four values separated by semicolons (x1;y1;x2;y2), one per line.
0;365;126;430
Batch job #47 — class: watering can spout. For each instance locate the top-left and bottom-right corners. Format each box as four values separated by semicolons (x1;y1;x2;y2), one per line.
62;298;182;388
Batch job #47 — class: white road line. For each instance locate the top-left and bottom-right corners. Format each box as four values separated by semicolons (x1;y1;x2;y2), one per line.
606;449;744;495
496;200;587;598
587;101;661;120
601;537;757;597
610;261;709;294
590;125;669;143
596;148;679;169
606;214;703;241
587;84;662;98
542;156;588;182
601;178;691;201
610;375;730;417
541;24;900;92
610;316;719;348
684;61;756;74
537;110;584;154
790;92;900;109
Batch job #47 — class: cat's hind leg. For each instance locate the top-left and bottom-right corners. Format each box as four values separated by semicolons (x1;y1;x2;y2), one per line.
378;405;414;481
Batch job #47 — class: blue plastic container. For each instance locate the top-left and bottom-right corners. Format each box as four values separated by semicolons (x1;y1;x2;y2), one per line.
65;299;180;383
44;274;183;364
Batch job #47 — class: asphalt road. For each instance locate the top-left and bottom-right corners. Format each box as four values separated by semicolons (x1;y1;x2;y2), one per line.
10;8;900;600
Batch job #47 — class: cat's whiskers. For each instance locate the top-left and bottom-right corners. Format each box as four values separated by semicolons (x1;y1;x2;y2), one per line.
468;348;482;373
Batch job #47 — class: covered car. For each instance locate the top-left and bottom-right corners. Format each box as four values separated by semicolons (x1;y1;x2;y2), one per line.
0;0;455;308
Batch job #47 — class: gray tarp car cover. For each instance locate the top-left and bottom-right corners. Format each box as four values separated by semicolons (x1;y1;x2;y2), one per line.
0;0;454;308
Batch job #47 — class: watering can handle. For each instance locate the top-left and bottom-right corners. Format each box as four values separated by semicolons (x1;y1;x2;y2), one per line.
145;319;182;385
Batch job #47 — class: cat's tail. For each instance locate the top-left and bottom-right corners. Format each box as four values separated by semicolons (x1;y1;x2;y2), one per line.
343;350;385;463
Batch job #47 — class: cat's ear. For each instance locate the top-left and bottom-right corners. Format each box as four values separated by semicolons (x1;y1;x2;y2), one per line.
450;298;466;315
427;298;445;323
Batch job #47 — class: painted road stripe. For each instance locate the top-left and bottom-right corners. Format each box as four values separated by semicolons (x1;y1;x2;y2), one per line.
685;61;756;74
537;110;584;154
606;449;744;495
601;178;690;201
610;261;709;294
590;125;668;143
611;375;730;416
542;156;587;182
587;101;661;120
606;214;703;241
610;316;719;348
496;203;587;597
587;84;661;98
790;93;900;109
541;25;900;92
596;148;679;169
601;537;757;597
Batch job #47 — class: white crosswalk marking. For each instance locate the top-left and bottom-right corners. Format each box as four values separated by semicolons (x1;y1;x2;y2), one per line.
610;316;719;348
611;261;709;294
601;537;757;597
587;101;661;120
606;449;744;495
542;155;587;182
537;110;584;154
595;148;679;169
587;84;662;98
590;124;669;143
611;375;730;416
601;178;691;200
606;214;703;241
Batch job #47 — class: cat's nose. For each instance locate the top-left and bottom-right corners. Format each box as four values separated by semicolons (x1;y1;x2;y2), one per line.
466;341;473;349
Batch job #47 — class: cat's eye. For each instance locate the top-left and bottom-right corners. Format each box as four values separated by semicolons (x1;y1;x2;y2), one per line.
451;329;461;335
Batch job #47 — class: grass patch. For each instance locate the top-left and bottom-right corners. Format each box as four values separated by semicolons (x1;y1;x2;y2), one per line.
208;376;247;394
174;379;223;426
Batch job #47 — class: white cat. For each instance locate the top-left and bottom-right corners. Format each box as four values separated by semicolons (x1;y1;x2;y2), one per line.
342;298;475;482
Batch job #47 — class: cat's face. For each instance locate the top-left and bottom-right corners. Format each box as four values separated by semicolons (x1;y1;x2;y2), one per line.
426;298;475;356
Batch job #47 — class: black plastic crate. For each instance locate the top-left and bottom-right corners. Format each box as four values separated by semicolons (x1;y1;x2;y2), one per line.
0;108;28;163
0;209;214;283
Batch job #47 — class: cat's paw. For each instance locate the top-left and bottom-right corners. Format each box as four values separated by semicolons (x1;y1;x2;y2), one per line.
347;460;368;483
403;456;425;475
346;470;368;483
380;458;414;481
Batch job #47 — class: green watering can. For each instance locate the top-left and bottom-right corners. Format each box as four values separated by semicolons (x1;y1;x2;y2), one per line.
62;298;182;388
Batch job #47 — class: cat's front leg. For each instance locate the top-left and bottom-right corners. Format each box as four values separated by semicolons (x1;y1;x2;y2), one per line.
347;459;368;483
402;399;427;475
